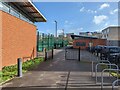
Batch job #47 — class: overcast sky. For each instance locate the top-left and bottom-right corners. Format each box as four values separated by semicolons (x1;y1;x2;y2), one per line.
34;2;118;35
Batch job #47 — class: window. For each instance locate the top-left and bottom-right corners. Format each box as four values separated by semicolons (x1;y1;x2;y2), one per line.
10;7;19;18
0;2;3;10
20;14;30;22
1;2;34;24
107;29;109;33
76;42;86;46
106;34;108;38
2;2;9;13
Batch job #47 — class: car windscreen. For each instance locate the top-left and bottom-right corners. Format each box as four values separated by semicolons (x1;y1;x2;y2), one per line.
109;48;119;53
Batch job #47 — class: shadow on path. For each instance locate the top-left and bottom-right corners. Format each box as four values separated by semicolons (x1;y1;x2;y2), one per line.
31;49;93;72
2;48;115;90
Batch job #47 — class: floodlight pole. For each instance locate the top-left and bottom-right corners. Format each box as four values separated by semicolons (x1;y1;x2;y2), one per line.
54;20;57;37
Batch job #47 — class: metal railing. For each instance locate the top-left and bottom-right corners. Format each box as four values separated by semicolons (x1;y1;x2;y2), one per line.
112;79;120;90
91;60;111;77
101;69;119;89
65;47;80;61
95;63;118;84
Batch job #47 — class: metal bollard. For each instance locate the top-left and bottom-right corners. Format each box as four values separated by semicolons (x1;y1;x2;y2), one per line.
52;49;54;59
17;58;22;77
78;47;80;61
65;48;67;60
44;48;47;61
91;61;94;77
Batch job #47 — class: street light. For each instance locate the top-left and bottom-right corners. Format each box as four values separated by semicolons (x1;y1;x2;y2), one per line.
54;20;57;37
62;29;64;47
37;29;39;52
62;29;64;37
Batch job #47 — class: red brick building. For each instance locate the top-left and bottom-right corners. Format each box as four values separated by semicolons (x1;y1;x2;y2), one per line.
0;1;46;69
71;35;106;50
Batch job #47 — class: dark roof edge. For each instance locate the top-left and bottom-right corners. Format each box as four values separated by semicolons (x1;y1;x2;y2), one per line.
71;35;98;39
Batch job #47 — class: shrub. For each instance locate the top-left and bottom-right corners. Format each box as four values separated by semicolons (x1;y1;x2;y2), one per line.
0;57;43;84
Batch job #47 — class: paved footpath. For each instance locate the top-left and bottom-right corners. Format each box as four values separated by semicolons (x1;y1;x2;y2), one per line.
1;49;118;90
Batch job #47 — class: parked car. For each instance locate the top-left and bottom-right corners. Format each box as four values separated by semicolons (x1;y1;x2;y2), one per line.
108;47;120;63
101;46;120;63
94;45;104;56
87;46;95;53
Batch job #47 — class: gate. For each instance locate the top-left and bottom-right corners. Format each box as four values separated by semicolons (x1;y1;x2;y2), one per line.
65;47;80;61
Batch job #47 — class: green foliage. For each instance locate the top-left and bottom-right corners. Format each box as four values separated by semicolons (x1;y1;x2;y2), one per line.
2;65;17;72
22;58;43;70
110;72;120;78
0;71;2;83
100;64;108;69
0;57;43;84
100;65;120;78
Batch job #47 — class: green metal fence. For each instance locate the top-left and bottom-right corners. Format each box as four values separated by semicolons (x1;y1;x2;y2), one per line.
54;37;69;49
37;32;69;52
64;40;69;46
37;32;54;52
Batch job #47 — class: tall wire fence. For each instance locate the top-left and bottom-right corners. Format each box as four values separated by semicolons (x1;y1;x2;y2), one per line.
37;32;69;52
54;37;68;49
37;32;54;52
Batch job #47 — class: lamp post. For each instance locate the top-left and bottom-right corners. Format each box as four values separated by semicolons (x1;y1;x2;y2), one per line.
54;20;57;37
37;29;39;52
62;29;64;47
62;29;64;37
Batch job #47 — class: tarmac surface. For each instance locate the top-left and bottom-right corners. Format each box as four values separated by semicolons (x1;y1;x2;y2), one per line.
1;48;119;90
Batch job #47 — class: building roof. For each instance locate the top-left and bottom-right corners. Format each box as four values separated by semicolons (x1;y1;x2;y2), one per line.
101;26;120;32
10;0;46;22
71;35;98;39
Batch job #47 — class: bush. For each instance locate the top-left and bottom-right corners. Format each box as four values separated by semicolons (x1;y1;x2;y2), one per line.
0;57;43;84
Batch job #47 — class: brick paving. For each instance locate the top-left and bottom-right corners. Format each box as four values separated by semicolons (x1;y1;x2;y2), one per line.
1;48;118;90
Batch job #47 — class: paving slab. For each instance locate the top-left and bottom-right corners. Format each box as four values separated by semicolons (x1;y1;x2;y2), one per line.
1;49;118;90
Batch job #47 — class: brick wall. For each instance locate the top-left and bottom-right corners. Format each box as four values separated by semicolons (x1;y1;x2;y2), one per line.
73;38;106;49
0;11;2;69
93;39;106;46
73;39;91;49
1;11;37;67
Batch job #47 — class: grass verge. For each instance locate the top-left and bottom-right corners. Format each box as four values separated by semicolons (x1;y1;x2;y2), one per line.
0;57;44;84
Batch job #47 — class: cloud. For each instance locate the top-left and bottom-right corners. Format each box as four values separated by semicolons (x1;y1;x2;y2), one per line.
93;15;108;25
105;22;108;26
69;28;83;34
51;21;56;24
64;20;74;28
110;9;118;14
80;7;85;12
57;29;63;34
95;29;101;32
64;20;73;25
80;7;97;14
104;22;116;27
88;9;97;14
38;31;44;34
109;24;117;26
46;29;53;34
99;3;110;10
76;28;83;31
65;20;69;24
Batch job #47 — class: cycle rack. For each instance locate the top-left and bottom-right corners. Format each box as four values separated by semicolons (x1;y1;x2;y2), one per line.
95;63;118;84
101;68;119;90
112;79;120;90
91;60;111;77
